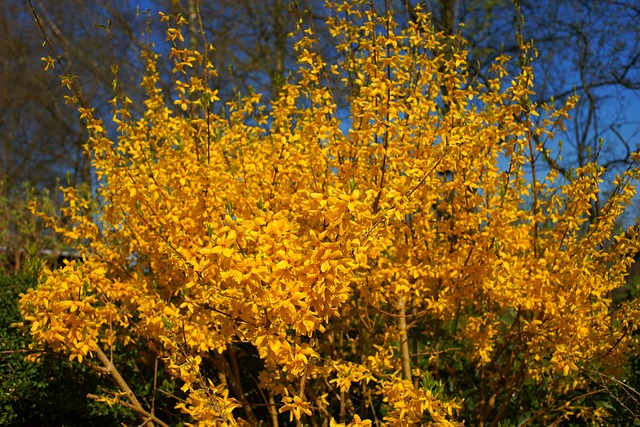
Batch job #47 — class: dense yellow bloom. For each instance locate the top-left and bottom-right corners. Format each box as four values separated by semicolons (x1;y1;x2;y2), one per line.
20;1;640;426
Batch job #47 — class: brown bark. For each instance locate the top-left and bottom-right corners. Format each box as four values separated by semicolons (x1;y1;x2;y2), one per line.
398;294;412;383
212;351;259;424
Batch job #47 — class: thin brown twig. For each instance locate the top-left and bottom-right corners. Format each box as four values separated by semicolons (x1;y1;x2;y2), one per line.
93;345;168;427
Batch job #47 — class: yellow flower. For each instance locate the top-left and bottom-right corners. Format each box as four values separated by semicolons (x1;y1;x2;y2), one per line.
349;414;372;427
279;395;312;421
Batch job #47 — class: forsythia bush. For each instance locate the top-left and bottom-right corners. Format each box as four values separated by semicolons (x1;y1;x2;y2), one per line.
21;1;640;425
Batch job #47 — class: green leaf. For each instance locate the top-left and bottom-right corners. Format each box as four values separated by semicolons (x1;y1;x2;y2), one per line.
161;315;173;332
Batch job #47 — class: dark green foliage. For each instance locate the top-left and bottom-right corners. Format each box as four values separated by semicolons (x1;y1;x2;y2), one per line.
605;354;640;426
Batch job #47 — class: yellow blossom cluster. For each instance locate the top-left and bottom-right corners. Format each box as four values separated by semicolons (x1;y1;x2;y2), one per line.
20;1;640;426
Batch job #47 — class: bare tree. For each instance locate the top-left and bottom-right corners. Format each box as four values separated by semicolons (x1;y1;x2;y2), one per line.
406;0;640;179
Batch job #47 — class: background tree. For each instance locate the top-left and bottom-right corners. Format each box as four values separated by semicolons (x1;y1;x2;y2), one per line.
0;0;148;271
3;0;638;194
403;0;640;188
1;0;142;190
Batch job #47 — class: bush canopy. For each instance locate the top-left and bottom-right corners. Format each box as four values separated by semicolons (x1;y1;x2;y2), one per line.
19;1;640;426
